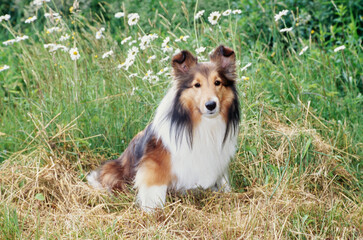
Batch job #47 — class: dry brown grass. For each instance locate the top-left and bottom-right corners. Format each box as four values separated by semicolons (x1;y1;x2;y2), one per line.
0;113;361;239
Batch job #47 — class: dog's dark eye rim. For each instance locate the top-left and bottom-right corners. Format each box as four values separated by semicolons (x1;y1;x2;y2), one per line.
214;80;221;86
194;83;201;88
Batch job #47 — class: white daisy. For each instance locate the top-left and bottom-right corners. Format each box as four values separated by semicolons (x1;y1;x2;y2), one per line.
162;37;170;48
25;16;37;23
299;46;309;56
142;70;153;81
128;40;137;46
175;35;190;42
0;65;10;72
15;35;29;42
121;36;132;45
114;12;124;18
162;45;173;53
146;55;156;64
128;13;140;26
274;10;289;22
232;9;242;14
280;27;293;32
3;39;16;45
241;62;252;71
102;50;113;59
334;45;346;52
0;14;11;22
129;73;138;78
44;12;60;18
128;46;139;59
194;10;205;20
47;27;61;33
195;46;206;54
222;9;232;16
139;34;157;50
69;47;80;61
161;56;170;62
157;67;169;75
95;27;105;39
208;11;221;25
33;0;50;6
59;34;70;42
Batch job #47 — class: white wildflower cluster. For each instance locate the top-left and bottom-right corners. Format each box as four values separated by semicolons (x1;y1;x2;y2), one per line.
118;46;139;70
334;45;346;52
208;11;221;25
241;62;252;71
142;70;159;83
121;36;132;45
96;27;105;39
299;46;309;56
175;35;189;42
33;0;50;6
59;34;70;42
274;10;289;22
47;27;61;33
69;47;80;61
102;50;113;59
0;14;11;22
25;16;37;23
161;37;173;53
44;43;69;53
0;65;10;72
128;13;140;26
114;12;124;18
2;35;29;45
139;33;158;50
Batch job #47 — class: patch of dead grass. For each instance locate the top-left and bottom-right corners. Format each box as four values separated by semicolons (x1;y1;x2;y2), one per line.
0;113;361;239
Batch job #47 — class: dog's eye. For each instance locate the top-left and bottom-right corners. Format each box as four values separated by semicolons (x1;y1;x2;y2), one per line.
194;83;201;88
214;80;221;86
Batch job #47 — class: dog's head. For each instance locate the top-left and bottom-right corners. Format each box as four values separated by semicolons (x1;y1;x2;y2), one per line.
171;45;237;121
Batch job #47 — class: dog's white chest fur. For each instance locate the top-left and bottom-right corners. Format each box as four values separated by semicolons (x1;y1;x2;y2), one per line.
169;116;236;190
152;88;237;191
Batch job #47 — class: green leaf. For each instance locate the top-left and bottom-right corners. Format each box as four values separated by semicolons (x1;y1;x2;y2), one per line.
34;193;45;201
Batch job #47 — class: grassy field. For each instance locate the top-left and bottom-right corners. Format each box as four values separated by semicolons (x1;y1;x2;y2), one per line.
0;0;362;239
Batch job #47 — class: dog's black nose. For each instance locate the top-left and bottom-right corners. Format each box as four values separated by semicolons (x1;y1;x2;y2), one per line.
205;101;216;111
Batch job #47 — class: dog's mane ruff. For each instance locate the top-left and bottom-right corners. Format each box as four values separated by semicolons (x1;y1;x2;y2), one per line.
217;69;240;144
151;84;194;150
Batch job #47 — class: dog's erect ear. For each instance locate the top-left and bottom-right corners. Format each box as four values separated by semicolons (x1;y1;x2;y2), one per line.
172;50;197;75
210;45;236;71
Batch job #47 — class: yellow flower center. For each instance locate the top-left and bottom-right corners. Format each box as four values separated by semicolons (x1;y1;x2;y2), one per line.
95;55;98;58
311;30;315;34
73;51;78;55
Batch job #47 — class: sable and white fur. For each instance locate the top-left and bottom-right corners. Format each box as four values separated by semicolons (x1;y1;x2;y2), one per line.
87;45;240;211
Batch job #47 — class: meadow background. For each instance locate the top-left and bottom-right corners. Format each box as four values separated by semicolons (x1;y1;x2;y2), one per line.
0;0;362;239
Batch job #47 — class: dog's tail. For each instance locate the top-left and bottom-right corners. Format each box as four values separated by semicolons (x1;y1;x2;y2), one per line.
87;159;133;192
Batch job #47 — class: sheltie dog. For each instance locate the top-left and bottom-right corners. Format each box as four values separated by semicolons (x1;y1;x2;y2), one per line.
87;45;240;211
